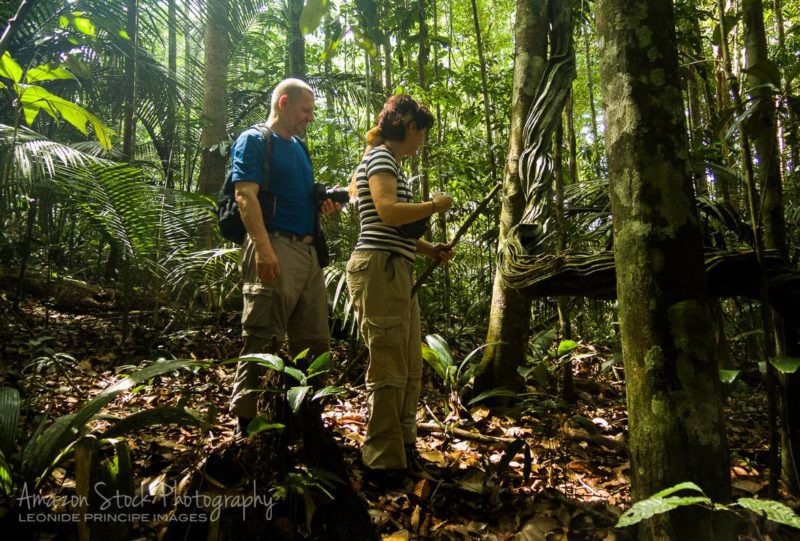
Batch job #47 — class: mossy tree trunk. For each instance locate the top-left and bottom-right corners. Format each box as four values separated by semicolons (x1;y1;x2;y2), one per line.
473;0;548;398
597;1;732;539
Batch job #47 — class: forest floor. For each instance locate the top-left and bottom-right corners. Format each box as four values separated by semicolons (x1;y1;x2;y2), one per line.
1;292;799;540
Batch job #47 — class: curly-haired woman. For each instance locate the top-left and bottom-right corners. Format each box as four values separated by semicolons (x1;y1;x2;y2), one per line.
346;95;454;486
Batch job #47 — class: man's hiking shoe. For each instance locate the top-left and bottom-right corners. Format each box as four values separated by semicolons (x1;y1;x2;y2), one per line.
363;468;407;491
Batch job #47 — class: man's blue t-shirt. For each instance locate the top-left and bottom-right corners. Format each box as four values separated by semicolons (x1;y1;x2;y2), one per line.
230;128;315;236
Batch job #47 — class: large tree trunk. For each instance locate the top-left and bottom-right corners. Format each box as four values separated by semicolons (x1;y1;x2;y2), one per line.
196;0;229;197
472;0;548;398
597;1;732;539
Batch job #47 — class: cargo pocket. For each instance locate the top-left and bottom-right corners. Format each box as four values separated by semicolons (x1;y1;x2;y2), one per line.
364;316;405;384
346;255;371;297
241;282;276;337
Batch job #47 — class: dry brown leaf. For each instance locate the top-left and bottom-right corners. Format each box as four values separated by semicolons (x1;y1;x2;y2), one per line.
732;479;765;494
414;478;432;500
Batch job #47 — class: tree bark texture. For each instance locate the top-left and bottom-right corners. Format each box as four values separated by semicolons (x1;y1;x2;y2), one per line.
197;0;229;197
597;1;732;539
473;0;549;397
286;0;306;79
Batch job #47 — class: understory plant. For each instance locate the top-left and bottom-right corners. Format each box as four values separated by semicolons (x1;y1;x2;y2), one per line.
617;481;800;535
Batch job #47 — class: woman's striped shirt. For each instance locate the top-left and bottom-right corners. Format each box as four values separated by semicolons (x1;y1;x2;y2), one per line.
354;147;417;262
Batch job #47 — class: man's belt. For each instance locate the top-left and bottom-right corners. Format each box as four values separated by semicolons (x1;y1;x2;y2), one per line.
270;229;314;245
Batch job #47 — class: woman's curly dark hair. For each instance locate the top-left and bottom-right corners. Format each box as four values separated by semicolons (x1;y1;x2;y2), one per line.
367;94;434;145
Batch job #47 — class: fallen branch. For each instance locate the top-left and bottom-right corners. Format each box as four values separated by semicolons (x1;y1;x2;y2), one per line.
417;421;514;444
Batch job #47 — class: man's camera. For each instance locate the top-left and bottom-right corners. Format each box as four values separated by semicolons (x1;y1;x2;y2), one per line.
314;183;349;205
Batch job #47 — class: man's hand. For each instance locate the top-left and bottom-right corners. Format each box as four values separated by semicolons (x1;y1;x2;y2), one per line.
255;243;280;282
320;198;342;216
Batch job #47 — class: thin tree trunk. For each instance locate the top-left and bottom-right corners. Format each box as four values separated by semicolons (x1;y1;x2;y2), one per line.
183;6;195;192
418;0;431;239
473;0;548;399
554;117;574;403
470;0;498;184
582;22;602;178
165;0;178;187
122;0;139;162
598;1;732;539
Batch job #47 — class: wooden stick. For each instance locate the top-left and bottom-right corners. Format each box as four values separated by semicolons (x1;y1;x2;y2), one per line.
412;182;502;295
417;421;514;444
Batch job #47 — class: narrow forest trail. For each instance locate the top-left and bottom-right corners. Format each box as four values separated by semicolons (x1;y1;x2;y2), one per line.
0;297;794;540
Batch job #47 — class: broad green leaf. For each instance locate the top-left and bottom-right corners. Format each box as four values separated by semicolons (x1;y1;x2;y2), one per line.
308;351;331;376
287;386;312;413
313;386;346;401
0;387;20;458
284;366;306;383
0;81;5;89
719;369;740;384
26;64;77;83
467;388;517;406
247;416;284;436
0;52;23;83
557;340;579;357
59;15;70;28
229;353;284;372
617;496;707;528
653;481;706;498
770;357;800;374
15;83;114;150
300;0;328;34
422;343;447;380
118;30;130;40
736;498;800;529
426;334;453;368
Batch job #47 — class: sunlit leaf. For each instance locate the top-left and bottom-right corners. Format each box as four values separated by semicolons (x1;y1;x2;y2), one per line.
72;17;96;37
0;52;23;83
770;357;800;374
26;64;78;83
557;340;579;357
287;386;312;413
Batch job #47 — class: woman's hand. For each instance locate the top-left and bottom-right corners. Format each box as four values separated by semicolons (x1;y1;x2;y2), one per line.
431;192;453;214
417;240;455;264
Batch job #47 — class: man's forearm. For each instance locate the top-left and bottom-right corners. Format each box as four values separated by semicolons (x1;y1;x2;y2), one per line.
237;193;271;248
